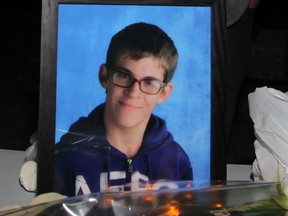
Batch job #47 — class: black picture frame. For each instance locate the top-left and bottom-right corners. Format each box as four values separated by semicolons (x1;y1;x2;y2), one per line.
38;0;227;195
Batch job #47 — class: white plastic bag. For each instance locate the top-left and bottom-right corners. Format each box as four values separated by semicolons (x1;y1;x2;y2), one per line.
248;86;288;182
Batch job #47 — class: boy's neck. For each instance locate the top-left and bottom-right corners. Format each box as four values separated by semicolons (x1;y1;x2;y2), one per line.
103;104;150;158
105;127;144;158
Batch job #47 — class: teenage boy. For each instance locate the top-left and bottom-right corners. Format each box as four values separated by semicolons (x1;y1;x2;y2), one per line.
54;22;193;197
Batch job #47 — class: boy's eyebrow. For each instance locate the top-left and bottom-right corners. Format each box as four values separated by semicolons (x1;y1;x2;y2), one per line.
114;67;132;75
114;67;163;81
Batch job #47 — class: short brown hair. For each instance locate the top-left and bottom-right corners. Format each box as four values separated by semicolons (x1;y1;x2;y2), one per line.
106;22;178;83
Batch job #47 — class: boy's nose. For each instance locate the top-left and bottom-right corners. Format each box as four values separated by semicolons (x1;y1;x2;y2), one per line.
126;81;142;97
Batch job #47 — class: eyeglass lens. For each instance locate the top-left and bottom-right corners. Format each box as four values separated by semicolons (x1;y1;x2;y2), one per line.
112;70;164;95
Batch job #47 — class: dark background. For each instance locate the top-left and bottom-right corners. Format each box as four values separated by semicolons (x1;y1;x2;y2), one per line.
1;1;41;150
1;1;287;165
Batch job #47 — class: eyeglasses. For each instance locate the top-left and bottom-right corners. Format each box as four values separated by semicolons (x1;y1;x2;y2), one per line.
110;69;165;95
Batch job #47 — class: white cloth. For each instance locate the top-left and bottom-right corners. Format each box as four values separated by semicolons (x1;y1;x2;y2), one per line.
19;132;38;192
249;87;288;183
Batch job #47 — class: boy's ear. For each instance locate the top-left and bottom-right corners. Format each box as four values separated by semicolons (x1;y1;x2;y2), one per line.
157;82;173;104
98;64;109;88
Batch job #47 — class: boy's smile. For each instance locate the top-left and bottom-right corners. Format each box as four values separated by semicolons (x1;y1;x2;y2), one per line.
118;101;142;110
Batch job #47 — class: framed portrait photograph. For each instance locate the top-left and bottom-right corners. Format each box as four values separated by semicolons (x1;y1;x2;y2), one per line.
38;0;226;194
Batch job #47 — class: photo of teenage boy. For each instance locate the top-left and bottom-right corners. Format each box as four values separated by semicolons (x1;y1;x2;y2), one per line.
54;22;193;197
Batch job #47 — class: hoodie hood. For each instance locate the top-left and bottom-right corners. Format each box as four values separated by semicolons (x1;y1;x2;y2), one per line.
55;103;109;153
56;103;173;155
140;113;173;153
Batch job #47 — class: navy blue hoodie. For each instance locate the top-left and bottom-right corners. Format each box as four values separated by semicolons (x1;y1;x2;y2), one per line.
54;103;193;197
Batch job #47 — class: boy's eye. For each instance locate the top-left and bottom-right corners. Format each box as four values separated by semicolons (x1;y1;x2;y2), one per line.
116;71;132;80
143;80;160;87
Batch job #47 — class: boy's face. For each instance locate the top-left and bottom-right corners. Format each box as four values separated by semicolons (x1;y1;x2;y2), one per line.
99;55;172;130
